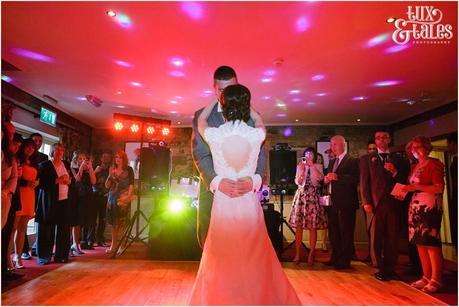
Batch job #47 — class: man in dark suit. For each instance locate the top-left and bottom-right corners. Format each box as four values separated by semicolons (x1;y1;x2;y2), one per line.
191;66;266;247
323;135;359;269
360;130;409;281
447;132;457;250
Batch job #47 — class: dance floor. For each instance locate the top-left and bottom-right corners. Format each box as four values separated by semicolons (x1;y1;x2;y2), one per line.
1;254;447;306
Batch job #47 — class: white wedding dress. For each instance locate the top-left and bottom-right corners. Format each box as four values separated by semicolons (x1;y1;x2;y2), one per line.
189;120;301;306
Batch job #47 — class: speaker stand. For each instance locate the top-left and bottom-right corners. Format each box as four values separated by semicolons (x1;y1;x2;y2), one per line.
111;131;153;258
277;188;309;260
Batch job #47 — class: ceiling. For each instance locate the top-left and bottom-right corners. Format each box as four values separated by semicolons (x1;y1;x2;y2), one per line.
2;1;457;128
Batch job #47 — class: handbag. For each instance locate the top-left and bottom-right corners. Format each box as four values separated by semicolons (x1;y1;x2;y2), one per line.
117;190;134;208
319;183;332;207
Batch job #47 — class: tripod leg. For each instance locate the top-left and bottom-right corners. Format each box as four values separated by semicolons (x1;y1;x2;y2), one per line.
111;211;138;259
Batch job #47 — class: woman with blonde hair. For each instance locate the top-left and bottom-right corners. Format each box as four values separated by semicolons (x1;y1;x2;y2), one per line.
105;150;134;254
403;136;445;293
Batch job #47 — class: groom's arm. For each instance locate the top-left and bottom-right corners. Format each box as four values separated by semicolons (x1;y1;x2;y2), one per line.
191;108;221;193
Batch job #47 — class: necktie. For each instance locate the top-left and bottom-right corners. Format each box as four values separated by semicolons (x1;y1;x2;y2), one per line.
380;153;389;162
332;158;340;172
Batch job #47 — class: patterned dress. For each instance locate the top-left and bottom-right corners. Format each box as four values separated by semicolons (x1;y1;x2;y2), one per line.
408;159;444;247
107;167;134;227
289;167;327;229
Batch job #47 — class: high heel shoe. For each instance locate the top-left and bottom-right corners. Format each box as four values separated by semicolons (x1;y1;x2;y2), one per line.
71;245;85;255
411;276;429;289
14;259;25;269
422;280;442;293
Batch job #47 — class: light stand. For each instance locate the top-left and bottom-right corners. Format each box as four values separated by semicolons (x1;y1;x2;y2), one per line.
112;123;151;258
110;113;171;258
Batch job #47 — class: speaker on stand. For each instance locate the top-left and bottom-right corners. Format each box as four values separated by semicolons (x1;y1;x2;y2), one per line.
269;145;309;258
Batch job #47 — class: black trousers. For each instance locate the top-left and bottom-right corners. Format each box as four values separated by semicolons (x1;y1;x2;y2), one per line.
2;205;16;275
327;206;356;266
373;200;400;274
82;193;107;244
36;200;70;262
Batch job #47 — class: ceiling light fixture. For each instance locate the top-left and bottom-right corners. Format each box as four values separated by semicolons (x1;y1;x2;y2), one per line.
106;10;116;17
386;17;396;23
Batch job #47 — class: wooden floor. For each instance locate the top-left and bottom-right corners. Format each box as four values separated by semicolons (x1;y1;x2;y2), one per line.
1;258;446;306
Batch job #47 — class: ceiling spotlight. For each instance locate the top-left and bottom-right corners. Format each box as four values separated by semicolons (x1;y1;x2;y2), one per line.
295;119;299;122
356;118;361;122
177;121;181;125
130;123;140;133
117;91;122;95
106;10;116;17
406;100;416;106
386;17;396;23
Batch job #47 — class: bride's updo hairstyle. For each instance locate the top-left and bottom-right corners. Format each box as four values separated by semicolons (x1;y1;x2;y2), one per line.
221;84;251;123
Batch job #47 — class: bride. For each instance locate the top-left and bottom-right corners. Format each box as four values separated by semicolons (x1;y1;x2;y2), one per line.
189;84;301;306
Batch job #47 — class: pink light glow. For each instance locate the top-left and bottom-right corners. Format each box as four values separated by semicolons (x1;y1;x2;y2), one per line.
181;2;204;20
11;47;54;63
311;74;325;81
276;113;287;118
261;78;272;83
292;98;302;102
372;80;402;87
289;89;301;94
170;70;185;77
385;44;410;54
295;17;310;32
114;60;132;68
130;81;142;87
115;13;132;28
352;96;367;101
170;57;185;67
264;69;276;76
366;33;390;48
315;93;327;97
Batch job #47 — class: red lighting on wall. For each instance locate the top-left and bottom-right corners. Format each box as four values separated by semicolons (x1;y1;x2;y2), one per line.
161;127;170;136
114;121;124;131
130;123;140;133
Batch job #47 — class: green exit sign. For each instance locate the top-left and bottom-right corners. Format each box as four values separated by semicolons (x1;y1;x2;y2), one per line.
39;107;57;127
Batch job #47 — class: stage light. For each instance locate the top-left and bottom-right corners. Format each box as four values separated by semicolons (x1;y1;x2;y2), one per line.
162;127;170;136
169;199;185;213
146;126;155;134
130;123;140;133
114;121;124;131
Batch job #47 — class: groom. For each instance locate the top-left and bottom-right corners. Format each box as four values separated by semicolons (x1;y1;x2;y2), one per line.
191;66;267;248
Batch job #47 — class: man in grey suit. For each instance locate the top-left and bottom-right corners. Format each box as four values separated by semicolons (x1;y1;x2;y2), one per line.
191;66;266;247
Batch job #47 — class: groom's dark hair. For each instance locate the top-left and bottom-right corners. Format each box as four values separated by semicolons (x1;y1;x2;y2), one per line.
213;66;237;81
221;84;251;123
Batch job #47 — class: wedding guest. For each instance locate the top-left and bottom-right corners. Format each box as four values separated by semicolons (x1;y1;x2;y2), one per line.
36;143;73;264
105;150;134;254
8;138;38;269
404;136;445;293
289;148;326;265
70;151;96;254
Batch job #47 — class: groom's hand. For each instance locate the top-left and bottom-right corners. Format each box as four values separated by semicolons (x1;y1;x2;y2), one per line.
236;177;253;196
218;179;238;198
